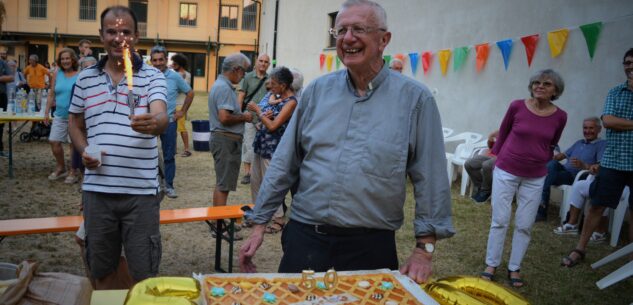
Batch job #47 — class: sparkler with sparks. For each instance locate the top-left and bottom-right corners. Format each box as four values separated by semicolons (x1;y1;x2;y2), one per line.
123;47;136;116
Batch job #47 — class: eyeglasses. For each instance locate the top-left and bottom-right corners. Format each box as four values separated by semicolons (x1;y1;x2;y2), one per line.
623;61;633;66
531;80;554;87
329;25;386;39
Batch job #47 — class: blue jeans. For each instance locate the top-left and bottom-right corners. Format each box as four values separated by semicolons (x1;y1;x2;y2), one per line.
541;160;575;208
159;121;177;188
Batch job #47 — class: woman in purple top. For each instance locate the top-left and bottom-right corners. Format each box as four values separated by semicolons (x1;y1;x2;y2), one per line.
481;69;567;288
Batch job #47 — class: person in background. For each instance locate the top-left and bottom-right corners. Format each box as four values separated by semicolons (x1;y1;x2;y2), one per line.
481;69;567;287
150;46;194;198
237;53;271;185
247;66;298;234
24;54;50;90
562;48;633;267
0;51;13;156
389;58;403;73
44;48;81;183
536;117;606;221
170;53;194;157
77;39;93;70
465;130;499;203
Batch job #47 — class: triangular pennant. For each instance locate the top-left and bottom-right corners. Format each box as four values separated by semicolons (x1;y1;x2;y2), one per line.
422;52;433;75
319;54;325;70
520;34;540;67
326;54;333;72
496;39;513;70
394;53;405;62
453;47;469;72
547;28;569;58
335;56;341;70
475;43;490;73
383;55;392;66
409;52;419;75
438;49;451;76
580;22;602;60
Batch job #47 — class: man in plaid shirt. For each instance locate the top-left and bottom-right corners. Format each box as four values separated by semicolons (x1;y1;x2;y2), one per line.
562;48;633;267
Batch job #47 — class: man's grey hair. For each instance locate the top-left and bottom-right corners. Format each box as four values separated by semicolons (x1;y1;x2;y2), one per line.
290;68;304;94
528;69;565;101
338;0;388;30
29;54;39;62
583;116;602;129
390;58;403;68
222;53;251;73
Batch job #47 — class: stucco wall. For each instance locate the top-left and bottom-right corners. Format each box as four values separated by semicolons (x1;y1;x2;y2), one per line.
258;0;633;149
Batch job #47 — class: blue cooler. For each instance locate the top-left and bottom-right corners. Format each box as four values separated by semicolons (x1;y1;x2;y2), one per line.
191;120;210;151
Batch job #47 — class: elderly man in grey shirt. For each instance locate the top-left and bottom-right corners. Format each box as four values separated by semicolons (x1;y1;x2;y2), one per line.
239;0;454;284
208;53;253;212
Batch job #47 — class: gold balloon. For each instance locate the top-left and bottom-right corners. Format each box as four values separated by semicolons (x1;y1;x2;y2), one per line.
423;276;531;305
124;277;200;305
425;282;490;305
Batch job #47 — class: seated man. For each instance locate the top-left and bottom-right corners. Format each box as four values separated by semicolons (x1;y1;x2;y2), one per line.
537;117;606;221
465;130;498;203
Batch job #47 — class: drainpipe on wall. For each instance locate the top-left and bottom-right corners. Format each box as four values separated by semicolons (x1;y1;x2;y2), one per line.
254;0;262;57
214;0;222;89
272;0;279;68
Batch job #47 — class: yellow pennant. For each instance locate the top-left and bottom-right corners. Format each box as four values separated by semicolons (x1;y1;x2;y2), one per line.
438;49;452;76
326;54;333;72
547;28;569;58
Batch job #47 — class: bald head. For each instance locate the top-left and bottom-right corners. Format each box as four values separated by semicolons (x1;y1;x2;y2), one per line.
390;58;403;73
255;54;271;75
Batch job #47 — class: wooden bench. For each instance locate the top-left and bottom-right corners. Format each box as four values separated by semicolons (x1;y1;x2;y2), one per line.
0;205;250;273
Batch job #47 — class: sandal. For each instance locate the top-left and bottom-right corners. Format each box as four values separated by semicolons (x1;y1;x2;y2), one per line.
480;266;496;281
264;220;285;234
507;269;525;288
181;150;192;157
48;171;68;181
561;249;586;268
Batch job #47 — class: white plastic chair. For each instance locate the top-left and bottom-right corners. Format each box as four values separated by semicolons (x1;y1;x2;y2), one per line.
591;242;633;289
447;140;488;196
442;127;454;138
443;132;483;145
608;187;630;247
557;170;590;224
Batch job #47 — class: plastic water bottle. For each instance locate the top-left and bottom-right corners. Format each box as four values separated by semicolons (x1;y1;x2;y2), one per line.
27;90;36;114
7;98;14;115
15;89;23;114
40;89;48;116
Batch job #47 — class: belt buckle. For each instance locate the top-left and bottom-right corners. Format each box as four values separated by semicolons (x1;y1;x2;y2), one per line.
314;225;327;235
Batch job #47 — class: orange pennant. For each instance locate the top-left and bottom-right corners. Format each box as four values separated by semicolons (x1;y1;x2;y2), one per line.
547;29;569;58
475;43;489;73
438;49;451;76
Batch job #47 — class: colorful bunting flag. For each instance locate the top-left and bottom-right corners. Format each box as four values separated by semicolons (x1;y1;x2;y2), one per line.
580;22;602;60
394;53;405;62
335;56;341;70
326;54;333;72
383;55;392;66
453;47;469;71
438;49;451;76
319;54;326;70
475;43;489;73
521;34;540;67
496;39;513;70
409;52;419;75
422;52;433;75
547;28;569;58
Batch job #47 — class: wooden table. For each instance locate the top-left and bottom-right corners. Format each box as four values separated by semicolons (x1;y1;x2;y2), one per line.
0;114;47;178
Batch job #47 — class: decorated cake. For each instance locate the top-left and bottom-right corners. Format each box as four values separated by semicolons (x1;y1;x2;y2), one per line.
201;270;426;305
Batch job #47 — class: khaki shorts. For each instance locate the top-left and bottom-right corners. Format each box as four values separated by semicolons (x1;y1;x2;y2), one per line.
210;133;242;192
176;105;188;133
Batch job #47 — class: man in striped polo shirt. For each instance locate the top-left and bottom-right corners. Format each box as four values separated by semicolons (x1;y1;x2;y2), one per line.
68;6;168;288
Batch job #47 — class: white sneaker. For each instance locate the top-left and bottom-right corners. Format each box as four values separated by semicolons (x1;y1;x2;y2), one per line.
165;187;178;198
553;223;578;235
589;232;607;244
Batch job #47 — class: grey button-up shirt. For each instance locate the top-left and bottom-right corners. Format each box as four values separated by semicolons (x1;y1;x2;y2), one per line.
208;74;244;135
251;65;455;239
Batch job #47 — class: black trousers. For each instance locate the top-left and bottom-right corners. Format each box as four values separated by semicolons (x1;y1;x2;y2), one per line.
278;220;399;272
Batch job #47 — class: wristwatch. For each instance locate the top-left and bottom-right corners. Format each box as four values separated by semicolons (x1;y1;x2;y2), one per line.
416;242;435;253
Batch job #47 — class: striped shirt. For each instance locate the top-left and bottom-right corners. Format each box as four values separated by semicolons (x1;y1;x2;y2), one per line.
69;55;167;195
601;82;633;171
